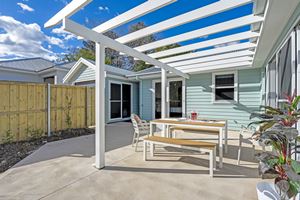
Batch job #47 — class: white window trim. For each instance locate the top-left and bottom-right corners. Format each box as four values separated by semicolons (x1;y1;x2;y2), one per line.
151;77;186;119
108;80;133;122
212;71;238;104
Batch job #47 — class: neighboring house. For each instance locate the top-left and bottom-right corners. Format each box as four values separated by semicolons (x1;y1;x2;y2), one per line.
64;1;300;130
0;57;75;84
63;58;139;124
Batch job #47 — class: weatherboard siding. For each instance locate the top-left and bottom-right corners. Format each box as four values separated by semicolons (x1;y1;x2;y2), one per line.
140;68;263;130
140;79;153;120
71;68;139;123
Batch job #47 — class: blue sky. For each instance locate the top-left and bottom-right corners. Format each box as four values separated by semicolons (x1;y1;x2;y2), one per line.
0;0;253;61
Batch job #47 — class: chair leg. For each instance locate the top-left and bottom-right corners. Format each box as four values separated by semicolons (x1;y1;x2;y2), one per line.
132;131;137;147
143;141;147;161
237;134;242;165
209;150;213;177
135;132;140;152
213;146;217;170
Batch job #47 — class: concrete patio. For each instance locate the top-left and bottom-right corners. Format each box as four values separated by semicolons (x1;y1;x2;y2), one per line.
0;122;262;200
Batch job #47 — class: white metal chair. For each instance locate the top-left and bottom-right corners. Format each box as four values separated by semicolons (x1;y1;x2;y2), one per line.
131;114;150;151
235;121;265;165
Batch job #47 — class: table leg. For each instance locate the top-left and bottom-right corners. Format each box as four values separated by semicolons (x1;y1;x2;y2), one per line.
224;121;228;154
150;122;154;155
219;128;223;168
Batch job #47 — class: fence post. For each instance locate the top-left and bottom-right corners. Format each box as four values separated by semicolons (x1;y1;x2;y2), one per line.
85;87;88;127
47;83;51;137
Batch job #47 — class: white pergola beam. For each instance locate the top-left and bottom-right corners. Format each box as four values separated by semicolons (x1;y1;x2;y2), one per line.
63;18;189;79
93;0;177;33
177;56;253;71
169;50;254;67
159;42;257;63
44;0;92;28
148;31;259;59
182;61;253;74
116;0;252;44
135;15;263;52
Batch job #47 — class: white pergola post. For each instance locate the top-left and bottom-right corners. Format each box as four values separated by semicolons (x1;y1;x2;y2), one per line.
95;42;105;169
161;68;167;137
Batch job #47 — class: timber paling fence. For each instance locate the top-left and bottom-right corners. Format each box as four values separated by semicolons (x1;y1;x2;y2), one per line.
0;81;95;143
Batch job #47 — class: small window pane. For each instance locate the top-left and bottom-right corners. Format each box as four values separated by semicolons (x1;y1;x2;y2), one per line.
215;88;234;100
215;74;234;87
278;38;292;99
111;102;121;119
111;83;121;100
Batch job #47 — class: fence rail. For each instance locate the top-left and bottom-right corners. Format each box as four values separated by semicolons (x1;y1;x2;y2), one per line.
0;81;95;143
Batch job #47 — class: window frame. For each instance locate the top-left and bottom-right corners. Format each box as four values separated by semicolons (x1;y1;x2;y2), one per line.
108;80;133;122
212;71;238;104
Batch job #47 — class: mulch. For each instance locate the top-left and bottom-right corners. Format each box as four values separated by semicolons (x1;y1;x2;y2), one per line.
0;128;95;173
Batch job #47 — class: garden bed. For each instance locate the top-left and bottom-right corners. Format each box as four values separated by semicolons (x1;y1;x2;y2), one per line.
0;128;95;173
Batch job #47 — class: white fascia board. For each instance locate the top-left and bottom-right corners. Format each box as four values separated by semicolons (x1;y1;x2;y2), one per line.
63;19;189;79
63;57;91;83
116;0;253;44
44;0;92;28
177;56;253;71
183;61;253;74
148;31;259;59
169;50;254;67
135;15;263;52
93;0;176;33
160;42;257;63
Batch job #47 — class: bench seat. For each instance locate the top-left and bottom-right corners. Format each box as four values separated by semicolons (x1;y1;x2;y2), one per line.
169;126;219;134
143;136;217;177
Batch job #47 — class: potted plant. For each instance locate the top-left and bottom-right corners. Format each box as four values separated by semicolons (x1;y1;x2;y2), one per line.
250;94;300;199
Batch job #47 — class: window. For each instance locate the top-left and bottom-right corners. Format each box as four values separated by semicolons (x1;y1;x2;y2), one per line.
109;82;132;120
44;76;55;84
277;38;292;99
213;72;237;102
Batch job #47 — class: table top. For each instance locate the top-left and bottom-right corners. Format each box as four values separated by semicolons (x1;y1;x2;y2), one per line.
151;118;226;127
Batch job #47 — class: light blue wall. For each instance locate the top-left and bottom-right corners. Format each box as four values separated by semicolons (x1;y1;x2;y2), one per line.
186;68;263;130
139;79;153;120
140;68;264;130
71;68;139;124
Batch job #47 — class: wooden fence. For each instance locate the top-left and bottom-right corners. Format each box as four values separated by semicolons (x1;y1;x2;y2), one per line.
0;81;95;143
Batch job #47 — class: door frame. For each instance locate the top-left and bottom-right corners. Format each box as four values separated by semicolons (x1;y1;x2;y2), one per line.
152;77;186;119
108;80;133;122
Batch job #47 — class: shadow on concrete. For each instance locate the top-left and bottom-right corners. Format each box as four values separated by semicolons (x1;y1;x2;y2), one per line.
11;122;134;169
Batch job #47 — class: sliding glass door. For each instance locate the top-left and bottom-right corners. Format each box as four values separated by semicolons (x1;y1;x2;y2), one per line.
168;80;183;117
110;82;131;120
154;79;184;119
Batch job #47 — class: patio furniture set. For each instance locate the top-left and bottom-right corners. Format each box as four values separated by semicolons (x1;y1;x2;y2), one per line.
131;114;231;177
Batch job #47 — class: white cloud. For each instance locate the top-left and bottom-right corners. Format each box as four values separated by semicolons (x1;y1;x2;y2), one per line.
51;27;75;40
17;3;34;12
0;16;64;60
99;6;109;12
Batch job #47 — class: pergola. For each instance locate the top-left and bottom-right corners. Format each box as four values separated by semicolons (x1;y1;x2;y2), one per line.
45;0;267;169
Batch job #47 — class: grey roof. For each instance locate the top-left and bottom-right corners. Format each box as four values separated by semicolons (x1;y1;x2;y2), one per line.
54;61;77;70
133;67;161;75
0;57;54;72
0;58;78;73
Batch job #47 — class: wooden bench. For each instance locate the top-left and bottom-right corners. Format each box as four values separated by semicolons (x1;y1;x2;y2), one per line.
143;136;217;177
169;126;219;137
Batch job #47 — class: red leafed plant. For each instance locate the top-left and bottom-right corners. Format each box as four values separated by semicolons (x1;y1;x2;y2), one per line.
249;93;300;199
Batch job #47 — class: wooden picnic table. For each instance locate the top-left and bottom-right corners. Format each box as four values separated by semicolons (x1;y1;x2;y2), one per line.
149;118;228;168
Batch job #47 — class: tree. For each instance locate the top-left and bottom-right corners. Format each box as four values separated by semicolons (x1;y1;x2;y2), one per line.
60;21;183;72
60;31;124;67
126;22;156;72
